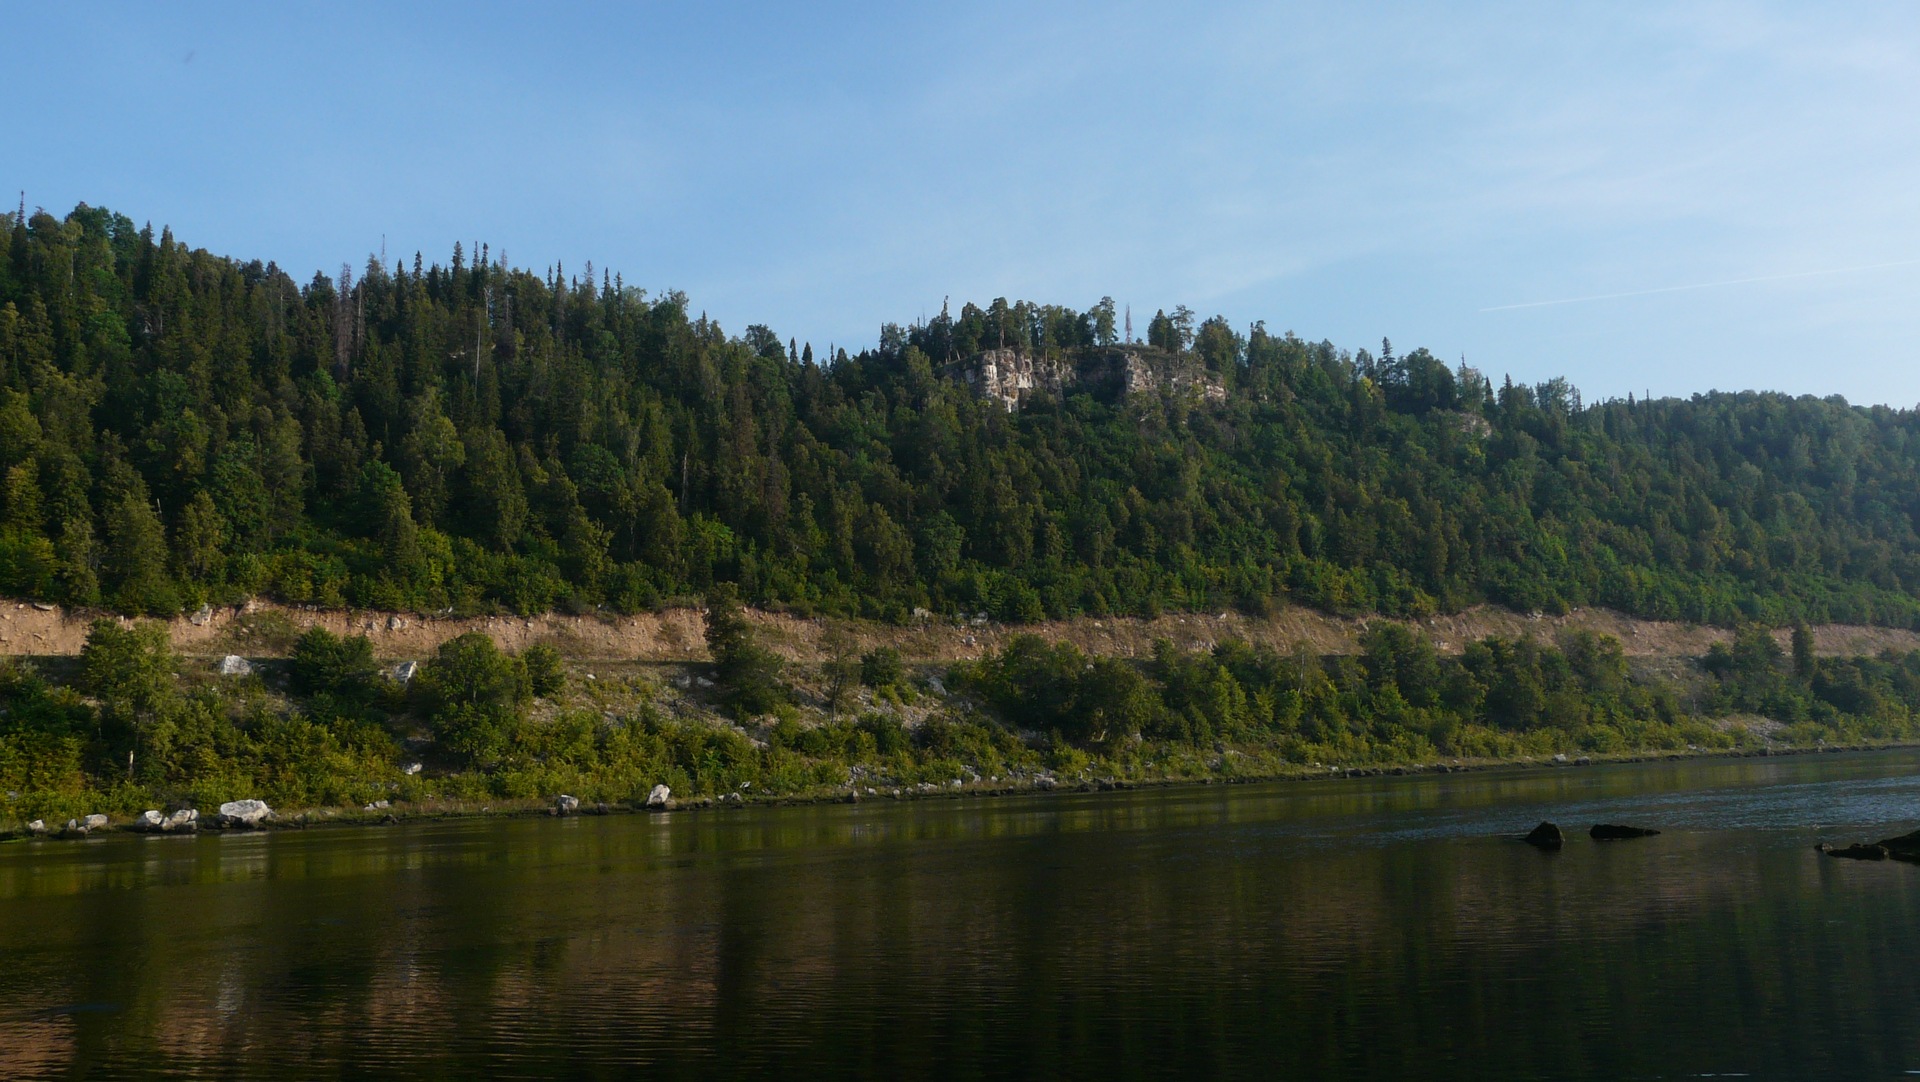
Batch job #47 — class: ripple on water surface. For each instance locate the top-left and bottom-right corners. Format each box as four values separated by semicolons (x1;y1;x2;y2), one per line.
2;750;1920;1080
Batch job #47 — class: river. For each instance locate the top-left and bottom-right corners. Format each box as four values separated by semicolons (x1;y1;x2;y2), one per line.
3;751;1919;1080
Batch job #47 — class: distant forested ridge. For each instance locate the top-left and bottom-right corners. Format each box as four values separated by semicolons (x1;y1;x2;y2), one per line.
1;203;1916;627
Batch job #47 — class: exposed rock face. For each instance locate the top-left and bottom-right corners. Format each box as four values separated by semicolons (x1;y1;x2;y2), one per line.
391;661;419;684
645;784;673;809
1453;411;1493;439
959;349;1073;411
1120;352;1226;403
217;799;273;827
1523;821;1565;849
952;347;1226;411
1590;824;1661;840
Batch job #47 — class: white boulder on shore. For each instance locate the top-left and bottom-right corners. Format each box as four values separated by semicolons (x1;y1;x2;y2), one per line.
127;808;201;834
645;784;673;810
217;799;273;827
554;794;580;815
62;813;109;835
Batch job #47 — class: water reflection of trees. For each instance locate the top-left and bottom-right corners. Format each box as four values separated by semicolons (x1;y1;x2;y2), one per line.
1;757;1918;1078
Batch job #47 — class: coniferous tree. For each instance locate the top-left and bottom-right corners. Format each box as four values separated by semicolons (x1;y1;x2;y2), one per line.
1792;624;1817;682
703;585;786;716
104;490;175;614
0;201;1917;636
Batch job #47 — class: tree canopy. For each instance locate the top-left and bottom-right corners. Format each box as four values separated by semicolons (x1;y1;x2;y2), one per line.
3;202;1919;628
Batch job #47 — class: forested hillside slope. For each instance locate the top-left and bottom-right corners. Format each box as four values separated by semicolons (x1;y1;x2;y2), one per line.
2;203;1916;628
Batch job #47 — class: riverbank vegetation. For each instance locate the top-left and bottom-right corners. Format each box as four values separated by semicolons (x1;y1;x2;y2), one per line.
5;610;1919;828
7;205;1920;630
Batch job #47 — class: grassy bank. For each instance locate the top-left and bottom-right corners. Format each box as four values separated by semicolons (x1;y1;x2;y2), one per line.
5;601;1920;834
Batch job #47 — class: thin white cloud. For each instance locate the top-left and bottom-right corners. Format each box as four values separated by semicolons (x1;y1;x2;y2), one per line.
1480;260;1920;312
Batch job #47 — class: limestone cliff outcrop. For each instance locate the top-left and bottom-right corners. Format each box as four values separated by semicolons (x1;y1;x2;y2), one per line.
951;347;1225;411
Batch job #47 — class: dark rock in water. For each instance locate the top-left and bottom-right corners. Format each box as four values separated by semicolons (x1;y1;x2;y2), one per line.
1825;843;1890;861
1816;829;1920;863
1590;824;1661;840
1523;822;1564;849
1877;829;1920;862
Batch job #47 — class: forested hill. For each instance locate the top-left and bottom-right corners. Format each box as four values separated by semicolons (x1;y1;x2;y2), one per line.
0;203;1915;628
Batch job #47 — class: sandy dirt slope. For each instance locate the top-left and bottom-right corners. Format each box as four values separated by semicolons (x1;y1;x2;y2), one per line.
0;599;1914;664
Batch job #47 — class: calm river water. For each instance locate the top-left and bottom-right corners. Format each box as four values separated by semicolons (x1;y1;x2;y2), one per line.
3;752;1920;1080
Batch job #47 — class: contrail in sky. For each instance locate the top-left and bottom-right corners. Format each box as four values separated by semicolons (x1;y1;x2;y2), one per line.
1480;258;1920;313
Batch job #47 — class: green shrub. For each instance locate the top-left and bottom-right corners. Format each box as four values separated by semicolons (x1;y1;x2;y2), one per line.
413;633;528;764
523;643;567;698
80;619;175;715
860;647;904;688
290;627;379;702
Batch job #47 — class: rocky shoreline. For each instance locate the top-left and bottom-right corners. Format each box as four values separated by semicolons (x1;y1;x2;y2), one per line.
5;739;1915;845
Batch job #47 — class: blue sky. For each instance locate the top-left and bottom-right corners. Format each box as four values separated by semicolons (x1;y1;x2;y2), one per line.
12;3;1920;404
